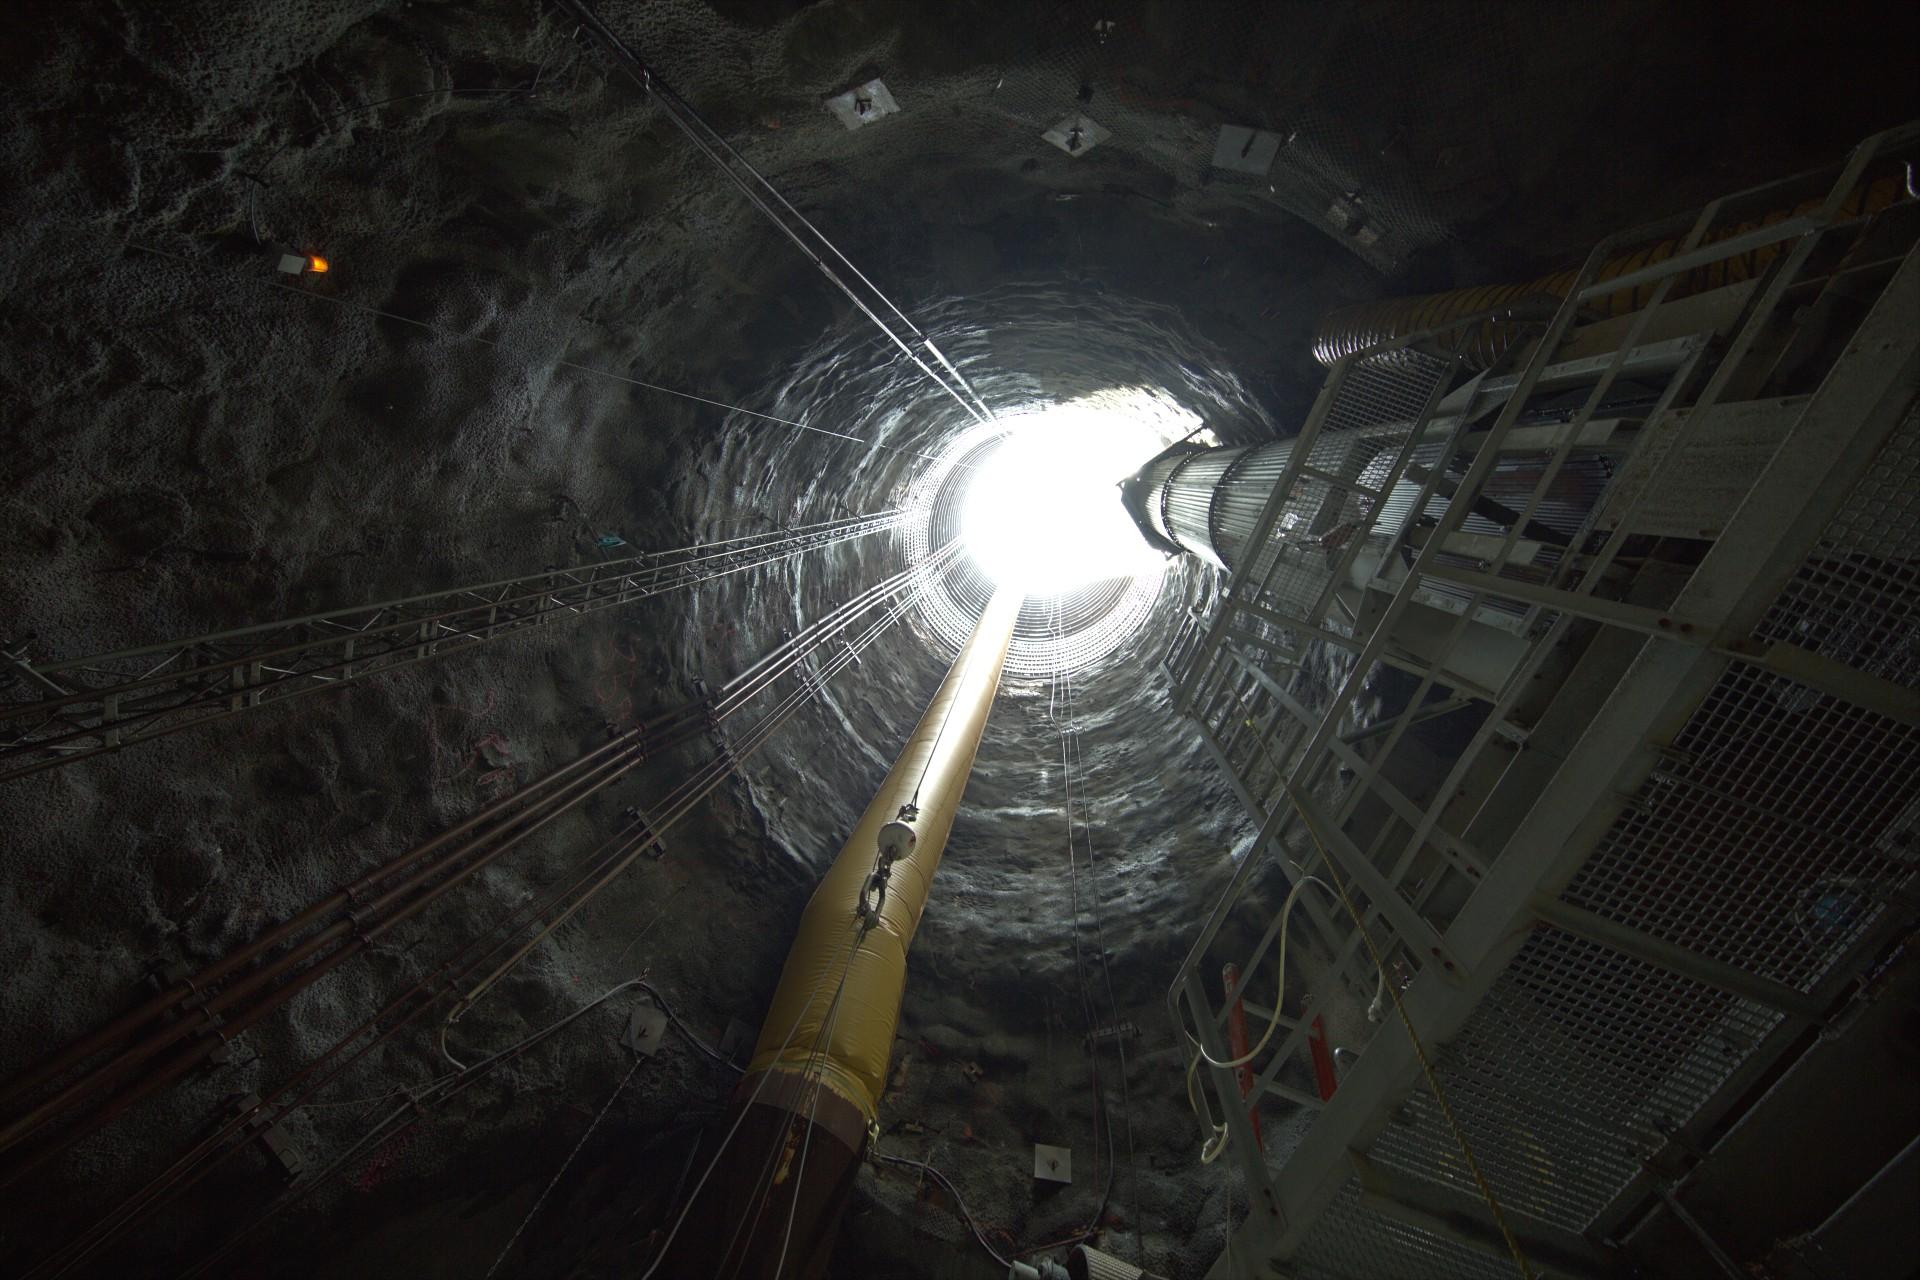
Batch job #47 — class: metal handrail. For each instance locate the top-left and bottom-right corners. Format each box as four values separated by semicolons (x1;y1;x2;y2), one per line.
1172;124;1920;1278
0;511;906;780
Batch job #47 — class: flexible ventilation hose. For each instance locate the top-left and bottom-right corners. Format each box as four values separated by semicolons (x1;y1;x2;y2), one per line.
1311;172;1908;368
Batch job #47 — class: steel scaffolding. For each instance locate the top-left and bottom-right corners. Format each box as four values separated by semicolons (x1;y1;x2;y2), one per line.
0;511;903;782
1161;125;1920;1279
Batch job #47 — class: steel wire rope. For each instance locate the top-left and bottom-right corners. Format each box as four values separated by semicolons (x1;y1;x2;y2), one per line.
767;834;890;1280
45;691;831;1275
24;833;681;1279
0;712;667;1118
634;924;866;1280
707;858;879;1279
8;653;768;1186
879;594;1130;1275
1051;593;1140;1259
20;557;955;1278
440;551;961;1068
716;571;968;1277
38;543;946;1150
0;720;676;1172
1047;593;1120;1253
198;556;949;1275
99;571;944;1274
179;973;681;1279
483;1055;643;1278
553;0;997;429
172;577;925;1275
714;943;854;1280
638;81;997;428
0;512;901;736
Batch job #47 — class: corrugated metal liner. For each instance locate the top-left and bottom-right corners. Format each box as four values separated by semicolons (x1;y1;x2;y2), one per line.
1210;441;1297;567
1139;453;1189;545
1162;448;1245;566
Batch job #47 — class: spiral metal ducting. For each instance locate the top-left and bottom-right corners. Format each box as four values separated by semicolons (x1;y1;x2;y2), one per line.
1312;170;1911;368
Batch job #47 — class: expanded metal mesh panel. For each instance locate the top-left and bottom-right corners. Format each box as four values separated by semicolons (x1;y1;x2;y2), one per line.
1367;928;1782;1234
1756;403;1920;689
1323;354;1454;438
1238;519;1345;622
1290;1176;1520;1280
1564;662;1920;990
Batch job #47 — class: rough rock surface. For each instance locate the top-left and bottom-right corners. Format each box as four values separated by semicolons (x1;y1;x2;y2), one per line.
1;2;1910;1277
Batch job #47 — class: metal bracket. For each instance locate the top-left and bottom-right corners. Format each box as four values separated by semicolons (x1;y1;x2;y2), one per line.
1032;1143;1072;1184
621;1003;669;1057
229;1093;305;1179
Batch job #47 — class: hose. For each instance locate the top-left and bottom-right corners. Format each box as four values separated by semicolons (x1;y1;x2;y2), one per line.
1176;875;1325;1163
1312;171;1909;368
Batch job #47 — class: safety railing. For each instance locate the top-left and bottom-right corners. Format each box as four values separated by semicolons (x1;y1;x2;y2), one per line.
1167;123;1920;1278
0;511;905;781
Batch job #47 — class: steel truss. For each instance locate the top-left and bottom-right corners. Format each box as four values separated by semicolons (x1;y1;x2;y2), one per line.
0;511;904;782
1163;125;1920;1279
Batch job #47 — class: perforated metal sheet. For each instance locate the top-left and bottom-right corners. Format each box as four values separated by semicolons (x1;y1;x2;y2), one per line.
1322;354;1454;437
1290;1176;1521;1280
1563;662;1920;991
1756;403;1920;690
1367;929;1782;1234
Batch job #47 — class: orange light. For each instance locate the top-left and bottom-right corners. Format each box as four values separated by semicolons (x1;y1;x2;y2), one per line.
307;255;329;274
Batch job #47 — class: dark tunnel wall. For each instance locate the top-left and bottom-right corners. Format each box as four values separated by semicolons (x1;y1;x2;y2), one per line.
2;1;1916;1276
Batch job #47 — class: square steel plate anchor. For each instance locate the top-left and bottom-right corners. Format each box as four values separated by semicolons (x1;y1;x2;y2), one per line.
826;79;900;130
621;1003;668;1057
1033;1143;1072;1183
1212;124;1282;176
1042;114;1109;157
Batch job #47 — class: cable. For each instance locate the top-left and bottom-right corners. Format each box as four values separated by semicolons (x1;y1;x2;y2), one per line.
555;0;997;429
870;1153;1013;1271
1282;783;1532;1279
635;981;739;1071
483;1055;642;1278
635;924;865;1280
769;950;857;1278
1046;594;1121;1253
1183;876;1320;1072
26;561;952;1280
713;961;846;1279
175;974;666;1278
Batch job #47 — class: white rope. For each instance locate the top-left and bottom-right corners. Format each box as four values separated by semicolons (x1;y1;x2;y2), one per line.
484;1055;642;1277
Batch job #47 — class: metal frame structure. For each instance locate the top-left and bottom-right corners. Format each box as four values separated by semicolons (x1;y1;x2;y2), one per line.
0;511;904;781
1162;126;1920;1279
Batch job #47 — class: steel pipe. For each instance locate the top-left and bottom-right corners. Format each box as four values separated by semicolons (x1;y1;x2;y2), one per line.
664;587;1020;1279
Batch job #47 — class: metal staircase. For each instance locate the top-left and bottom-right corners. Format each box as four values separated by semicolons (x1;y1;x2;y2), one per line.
1164;125;1920;1280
